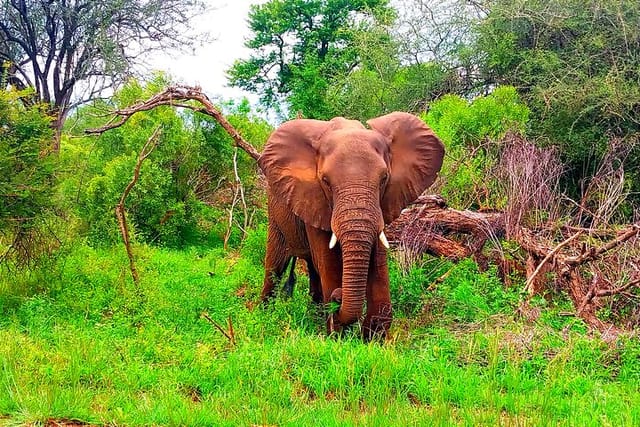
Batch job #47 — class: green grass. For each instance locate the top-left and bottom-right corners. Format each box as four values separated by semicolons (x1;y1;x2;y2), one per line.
1;241;639;426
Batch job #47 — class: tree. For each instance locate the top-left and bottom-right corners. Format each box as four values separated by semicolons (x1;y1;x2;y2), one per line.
227;0;393;118
475;0;640;191
325;24;457;120
0;0;208;151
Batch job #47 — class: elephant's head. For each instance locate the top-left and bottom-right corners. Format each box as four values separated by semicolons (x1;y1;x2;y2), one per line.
259;112;444;327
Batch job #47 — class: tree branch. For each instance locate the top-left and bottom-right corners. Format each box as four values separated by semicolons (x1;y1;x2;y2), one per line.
115;126;162;286
524;231;583;295
85;85;261;161
563;223;640;269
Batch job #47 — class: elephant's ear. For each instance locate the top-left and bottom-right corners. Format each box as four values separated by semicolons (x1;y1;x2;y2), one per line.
367;112;445;224
258;119;333;231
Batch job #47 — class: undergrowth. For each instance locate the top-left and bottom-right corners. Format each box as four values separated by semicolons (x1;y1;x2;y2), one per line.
0;234;639;426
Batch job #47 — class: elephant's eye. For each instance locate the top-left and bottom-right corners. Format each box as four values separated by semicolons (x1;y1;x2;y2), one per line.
381;172;389;186
322;176;331;187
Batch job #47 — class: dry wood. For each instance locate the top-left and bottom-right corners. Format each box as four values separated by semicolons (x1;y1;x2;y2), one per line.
524;231;583;295
562;224;640;269
115;127;162;286
521;224;639;332
86;85;261;161
224;147;250;249
388;192;640;334
386;195;505;261
201;312;236;345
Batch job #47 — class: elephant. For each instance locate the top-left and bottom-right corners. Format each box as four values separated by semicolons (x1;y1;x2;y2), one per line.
258;112;444;340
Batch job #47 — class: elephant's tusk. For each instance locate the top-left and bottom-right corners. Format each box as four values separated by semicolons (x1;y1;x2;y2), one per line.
379;231;390;249
329;232;338;249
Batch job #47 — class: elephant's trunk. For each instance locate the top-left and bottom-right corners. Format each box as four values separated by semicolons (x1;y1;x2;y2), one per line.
335;227;375;325
331;186;382;326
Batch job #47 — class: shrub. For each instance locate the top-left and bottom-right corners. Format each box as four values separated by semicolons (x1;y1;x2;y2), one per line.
0;89;56;265
423;86;530;209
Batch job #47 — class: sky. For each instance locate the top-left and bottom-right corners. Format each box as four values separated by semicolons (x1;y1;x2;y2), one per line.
150;0;266;102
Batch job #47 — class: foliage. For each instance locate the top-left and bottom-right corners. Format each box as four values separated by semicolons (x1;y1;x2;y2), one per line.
227;0;393;118
325;24;456;121
390;255;518;321
426;86;529;148
0;0;208;144
0;89;55;265
193;97;271;205
428;259;518;322
475;0;640;201
423;86;529;208
60;77;270;247
388;256;450;316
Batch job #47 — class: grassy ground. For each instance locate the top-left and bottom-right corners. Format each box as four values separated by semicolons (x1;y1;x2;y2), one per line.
1;234;639;426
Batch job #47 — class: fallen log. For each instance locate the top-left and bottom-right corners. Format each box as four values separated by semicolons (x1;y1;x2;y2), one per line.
386;195;505;261
387;195;640;336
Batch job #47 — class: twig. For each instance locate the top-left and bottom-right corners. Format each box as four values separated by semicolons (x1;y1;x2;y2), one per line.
227;316;236;345
85;85;261;161
201;312;236;345
115;126;162;286
524;231;583;295
563;223;640;268
233;148;250;233
224;147;251;249
596;277;640;297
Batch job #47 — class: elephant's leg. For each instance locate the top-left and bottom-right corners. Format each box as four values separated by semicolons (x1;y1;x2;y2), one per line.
306;259;323;304
261;223;291;302
282;257;297;298
363;243;392;341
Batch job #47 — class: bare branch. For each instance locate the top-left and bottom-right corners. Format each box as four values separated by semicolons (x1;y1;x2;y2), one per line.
524;231;583;295
563;224;640;270
85;85;261;161
115;126;162;286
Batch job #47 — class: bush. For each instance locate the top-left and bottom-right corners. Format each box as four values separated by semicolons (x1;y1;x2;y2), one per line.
423;86;530;209
61;77;270;248
391;255;518;323
240;224;267;267
433;259;518;322
389;255;452;317
0;89;56;265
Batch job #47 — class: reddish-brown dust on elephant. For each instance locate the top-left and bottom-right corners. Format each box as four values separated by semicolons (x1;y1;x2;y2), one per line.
258;112;444;340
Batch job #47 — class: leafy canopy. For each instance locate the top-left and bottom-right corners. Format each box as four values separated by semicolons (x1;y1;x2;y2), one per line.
475;0;640;172
227;0;393;118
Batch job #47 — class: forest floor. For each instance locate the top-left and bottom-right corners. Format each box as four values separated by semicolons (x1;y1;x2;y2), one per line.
1;233;639;426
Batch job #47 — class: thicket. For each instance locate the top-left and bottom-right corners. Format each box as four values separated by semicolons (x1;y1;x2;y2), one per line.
1;0;638;324
57;77;271;249
0;90;56;265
